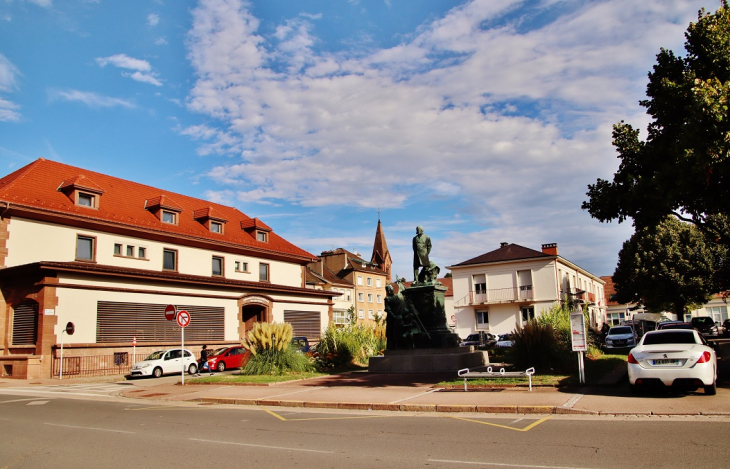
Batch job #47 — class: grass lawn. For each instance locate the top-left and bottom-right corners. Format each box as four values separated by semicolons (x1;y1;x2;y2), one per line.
438;351;629;388
189;371;328;385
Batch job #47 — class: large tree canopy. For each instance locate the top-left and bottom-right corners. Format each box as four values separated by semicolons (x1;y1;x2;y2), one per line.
583;3;730;246
613;217;721;317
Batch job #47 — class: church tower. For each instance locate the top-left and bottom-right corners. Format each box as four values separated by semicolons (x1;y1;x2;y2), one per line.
371;217;392;281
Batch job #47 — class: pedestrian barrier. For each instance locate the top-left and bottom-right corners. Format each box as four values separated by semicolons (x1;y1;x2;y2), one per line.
458;366;536;392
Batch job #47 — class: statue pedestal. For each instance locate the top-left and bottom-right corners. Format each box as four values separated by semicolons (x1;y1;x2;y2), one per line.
402;283;460;349
368;347;488;372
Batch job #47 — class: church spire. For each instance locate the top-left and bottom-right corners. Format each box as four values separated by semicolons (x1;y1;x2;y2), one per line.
371;217;392;281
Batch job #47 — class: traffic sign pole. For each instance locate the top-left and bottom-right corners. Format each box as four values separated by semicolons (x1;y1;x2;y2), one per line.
176;310;190;385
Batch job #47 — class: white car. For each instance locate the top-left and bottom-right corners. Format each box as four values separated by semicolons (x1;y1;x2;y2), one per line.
627;329;717;395
604;325;637;349
130;348;198;378
495;334;514;348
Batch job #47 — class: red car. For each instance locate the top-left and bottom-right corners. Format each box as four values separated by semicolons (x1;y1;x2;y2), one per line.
206;346;251;372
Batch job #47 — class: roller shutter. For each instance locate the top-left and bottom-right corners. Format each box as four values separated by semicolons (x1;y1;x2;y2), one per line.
283;310;321;340
12;301;38;345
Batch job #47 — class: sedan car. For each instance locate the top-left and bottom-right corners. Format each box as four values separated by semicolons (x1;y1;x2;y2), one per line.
604;325;637;349
495;334;514;348
206;346;251;372
130;348;198;378
690;316;720;337
459;332;497;349
627;329;717;395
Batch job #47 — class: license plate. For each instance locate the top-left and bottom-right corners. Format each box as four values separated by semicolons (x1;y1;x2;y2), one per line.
652;359;679;365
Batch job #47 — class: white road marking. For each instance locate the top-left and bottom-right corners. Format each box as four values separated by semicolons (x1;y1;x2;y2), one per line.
429;459;588;468
45;423;135;434
389;388;441;404
560;394;584;409
0;398;51;404
190;438;333;454
27;401;49;406
510;418;524;424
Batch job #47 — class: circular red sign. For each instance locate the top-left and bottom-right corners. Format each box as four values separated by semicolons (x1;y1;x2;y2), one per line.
164;304;176;321
176;310;190;328
132;336;137;346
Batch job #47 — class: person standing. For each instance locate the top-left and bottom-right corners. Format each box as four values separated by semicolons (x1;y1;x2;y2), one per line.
196;345;214;377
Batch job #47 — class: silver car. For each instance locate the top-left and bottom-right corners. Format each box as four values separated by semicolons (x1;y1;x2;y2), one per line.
605;325;637;349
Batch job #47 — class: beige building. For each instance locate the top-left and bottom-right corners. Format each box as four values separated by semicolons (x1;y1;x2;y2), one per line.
0;159;336;379
448;243;606;338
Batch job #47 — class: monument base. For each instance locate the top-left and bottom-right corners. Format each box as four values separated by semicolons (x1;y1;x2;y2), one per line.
368;347;488;373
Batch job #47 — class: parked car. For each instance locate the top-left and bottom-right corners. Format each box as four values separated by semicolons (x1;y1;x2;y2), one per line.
291;336;311;353
656;322;694;331
130;348;198;378
206;346;251;372
604;325;637;349
627;329;717;395
495;334;514;348
690;316;720;337
459;332;497;349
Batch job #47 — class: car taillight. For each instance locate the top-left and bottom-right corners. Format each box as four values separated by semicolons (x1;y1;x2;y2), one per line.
697;351;712;363
627;353;638;364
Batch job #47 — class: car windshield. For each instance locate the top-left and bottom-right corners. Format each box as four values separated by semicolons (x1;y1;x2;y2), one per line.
499;335;511;341
609;327;632;335
464;335;479;341
642;331;698;345
208;347;227;357
144;351;165;361
691;317;714;326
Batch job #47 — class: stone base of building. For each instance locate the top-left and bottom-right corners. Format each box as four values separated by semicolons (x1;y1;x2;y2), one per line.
368;347;488;372
0;355;42;379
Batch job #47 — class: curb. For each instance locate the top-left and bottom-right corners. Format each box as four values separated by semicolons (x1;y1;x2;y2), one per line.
192;397;730;417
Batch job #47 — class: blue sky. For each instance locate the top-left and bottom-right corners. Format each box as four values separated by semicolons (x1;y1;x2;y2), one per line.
0;0;712;281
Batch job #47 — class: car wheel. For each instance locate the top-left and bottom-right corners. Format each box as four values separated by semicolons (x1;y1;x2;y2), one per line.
152;367;163;378
188;363;198;375
704;380;717;396
217;361;226;372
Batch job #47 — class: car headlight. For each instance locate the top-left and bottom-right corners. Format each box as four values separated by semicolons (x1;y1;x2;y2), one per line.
139;363;151;369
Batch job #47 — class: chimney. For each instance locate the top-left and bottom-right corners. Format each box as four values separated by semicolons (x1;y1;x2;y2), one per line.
500;242;508;248
542;243;558;256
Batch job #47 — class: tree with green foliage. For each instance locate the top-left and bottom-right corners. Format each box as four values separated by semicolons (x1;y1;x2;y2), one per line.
612;216;720;317
583;3;730;288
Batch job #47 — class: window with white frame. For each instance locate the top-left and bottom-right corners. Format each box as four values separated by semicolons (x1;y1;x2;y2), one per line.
368;309;374;320
607;312;626;326
706;306;728;322
358;309;364;319
376;294;382;304
367;293;373;303
367;277;372;286
333;310;348;325
357;276;363;286
161;210;177;224
358;292;364;302
475;310;489;328
376;278;382;288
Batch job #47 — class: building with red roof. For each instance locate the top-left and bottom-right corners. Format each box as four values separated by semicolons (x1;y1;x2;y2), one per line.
0;159;336;379
448;242;607;338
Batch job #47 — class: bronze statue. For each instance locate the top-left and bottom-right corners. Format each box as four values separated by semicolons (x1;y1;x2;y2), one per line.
412;225;432;283
384;278;427;349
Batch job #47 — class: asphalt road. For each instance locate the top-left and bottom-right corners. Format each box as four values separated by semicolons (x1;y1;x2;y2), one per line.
1;394;728;469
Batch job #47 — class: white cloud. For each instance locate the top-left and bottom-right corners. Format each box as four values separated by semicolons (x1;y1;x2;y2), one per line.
0;97;21;122
24;0;52;8
147;13;160;26
96;53;162;86
0;54;21;121
183;0;708;274
48;89;135;108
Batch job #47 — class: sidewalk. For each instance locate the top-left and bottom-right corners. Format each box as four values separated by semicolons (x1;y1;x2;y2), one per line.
2;370;728;416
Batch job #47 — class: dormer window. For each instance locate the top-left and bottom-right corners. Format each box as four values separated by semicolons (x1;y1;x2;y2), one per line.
145;195;183;225
193;207;227;234
256;231;268;242
241;217;272;243
162;210;177;225
58;174;104;210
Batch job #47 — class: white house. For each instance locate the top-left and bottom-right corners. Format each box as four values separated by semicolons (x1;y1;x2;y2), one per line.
0;159;336;379
448;243;606;338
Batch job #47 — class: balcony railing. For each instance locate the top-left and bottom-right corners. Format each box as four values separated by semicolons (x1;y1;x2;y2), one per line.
457;286;533;306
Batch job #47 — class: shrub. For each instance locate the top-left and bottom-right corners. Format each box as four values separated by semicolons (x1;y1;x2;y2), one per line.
241;347;315;375
246;322;293;355
509;320;561;372
315;323;385;368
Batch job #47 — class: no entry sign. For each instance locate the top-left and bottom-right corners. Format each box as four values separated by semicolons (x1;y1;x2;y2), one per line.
164;304;176;321
176;310;190;328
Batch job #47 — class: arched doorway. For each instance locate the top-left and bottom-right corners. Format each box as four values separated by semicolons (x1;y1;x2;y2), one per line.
241;304;266;337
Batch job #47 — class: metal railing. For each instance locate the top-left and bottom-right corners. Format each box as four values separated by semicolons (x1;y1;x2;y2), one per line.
462;286;534;305
51;353;142;378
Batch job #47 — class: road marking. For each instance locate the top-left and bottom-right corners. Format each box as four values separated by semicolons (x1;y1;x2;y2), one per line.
260;387;326;399
27;401;49;406
389;388;441;404
448;416;551;432
510;418;524;424
44;423;135;434
263;408;392;422
0;398;51;404
189;438;333;454
560;394;584;409
428;459;587;468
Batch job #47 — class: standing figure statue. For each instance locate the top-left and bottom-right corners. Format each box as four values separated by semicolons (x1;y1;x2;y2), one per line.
384;279;423;349
412;225;432;283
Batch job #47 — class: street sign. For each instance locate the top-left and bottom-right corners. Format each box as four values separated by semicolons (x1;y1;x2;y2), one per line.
570;312;587;351
164;304;177;321
176;310;190;328
132;336;137;346
65;322;75;335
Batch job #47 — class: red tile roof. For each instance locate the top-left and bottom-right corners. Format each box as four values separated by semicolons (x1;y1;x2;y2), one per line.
453;243;551;266
0;159;315;262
